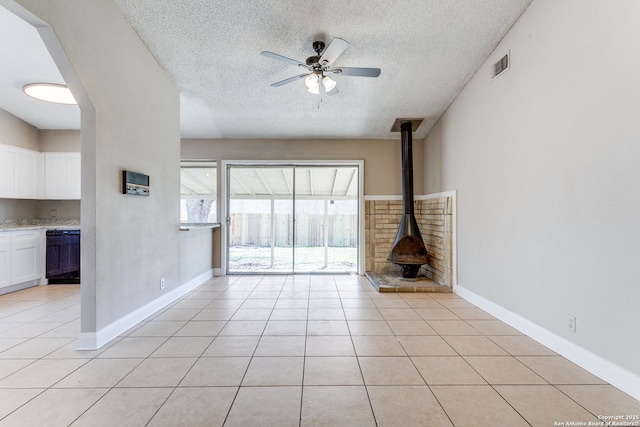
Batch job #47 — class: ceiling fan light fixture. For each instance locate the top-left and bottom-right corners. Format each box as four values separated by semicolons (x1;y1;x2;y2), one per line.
322;76;337;93
305;74;320;94
263;37;380;93
23;83;77;105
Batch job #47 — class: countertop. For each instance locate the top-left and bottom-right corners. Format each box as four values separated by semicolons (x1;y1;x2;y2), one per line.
2;222;223;232
179;223;221;231
0;220;81;232
0;226;81;232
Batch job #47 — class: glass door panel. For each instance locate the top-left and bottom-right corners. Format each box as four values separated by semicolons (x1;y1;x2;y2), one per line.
227;166;294;273
293;166;358;273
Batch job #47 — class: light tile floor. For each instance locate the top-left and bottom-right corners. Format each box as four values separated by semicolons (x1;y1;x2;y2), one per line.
0;276;638;426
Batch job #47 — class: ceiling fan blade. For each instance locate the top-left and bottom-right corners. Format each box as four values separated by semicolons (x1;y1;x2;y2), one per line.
270;73;310;87
318;38;349;66
261;51;307;68
332;67;381;77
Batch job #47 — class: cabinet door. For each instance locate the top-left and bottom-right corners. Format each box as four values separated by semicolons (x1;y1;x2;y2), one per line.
44;152;81;200
0;233;10;289
0;145;17;198
68;153;81;199
0;246;10;289
16;148;39;199
11;243;38;284
11;230;39;285
37;153;45;199
44;153;68;199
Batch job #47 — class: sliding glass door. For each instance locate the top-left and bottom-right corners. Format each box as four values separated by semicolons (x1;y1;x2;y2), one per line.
293;166;358;273
226;163;359;274
227;166;294;272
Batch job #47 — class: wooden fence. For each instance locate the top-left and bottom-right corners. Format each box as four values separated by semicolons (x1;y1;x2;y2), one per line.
229;213;357;247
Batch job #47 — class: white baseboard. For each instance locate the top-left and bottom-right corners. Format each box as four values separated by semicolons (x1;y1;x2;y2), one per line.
455;286;640;401
212;268;224;276
77;269;214;350
0;279;40;296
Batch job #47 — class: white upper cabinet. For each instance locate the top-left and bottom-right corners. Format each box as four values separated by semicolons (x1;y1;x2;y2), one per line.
44;152;81;200
0;144;39;199
0;144;80;200
16;148;39;199
68;152;81;199
0;145;17;198
44;152;67;199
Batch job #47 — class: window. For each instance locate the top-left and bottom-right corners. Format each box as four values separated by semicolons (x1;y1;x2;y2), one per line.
180;161;217;223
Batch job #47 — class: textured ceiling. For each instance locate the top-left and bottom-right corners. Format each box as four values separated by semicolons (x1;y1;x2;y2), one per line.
1;1;533;140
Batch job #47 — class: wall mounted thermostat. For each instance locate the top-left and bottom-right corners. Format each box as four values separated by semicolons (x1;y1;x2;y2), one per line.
122;170;150;196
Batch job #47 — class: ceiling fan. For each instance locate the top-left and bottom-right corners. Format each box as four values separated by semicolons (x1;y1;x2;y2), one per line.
261;38;381;95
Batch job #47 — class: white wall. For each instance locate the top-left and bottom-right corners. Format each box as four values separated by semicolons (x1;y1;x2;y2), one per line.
179;230;214;284
0;109;39;151
40;129;80;152
0;199;37;219
35;200;79;219
425;0;640;395
10;0;181;346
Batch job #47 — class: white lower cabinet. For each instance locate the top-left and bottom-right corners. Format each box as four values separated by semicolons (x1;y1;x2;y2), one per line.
0;229;43;291
11;230;41;285
0;232;10;288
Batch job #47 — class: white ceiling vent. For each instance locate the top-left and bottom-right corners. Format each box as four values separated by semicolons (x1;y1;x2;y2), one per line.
492;51;510;79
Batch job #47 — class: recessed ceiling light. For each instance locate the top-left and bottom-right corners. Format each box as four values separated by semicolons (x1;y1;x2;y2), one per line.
23;83;77;105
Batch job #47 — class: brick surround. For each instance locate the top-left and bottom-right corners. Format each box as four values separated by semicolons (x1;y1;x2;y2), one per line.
365;196;453;288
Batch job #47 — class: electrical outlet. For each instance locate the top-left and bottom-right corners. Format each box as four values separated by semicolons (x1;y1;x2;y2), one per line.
160;278;165;290
568;315;576;333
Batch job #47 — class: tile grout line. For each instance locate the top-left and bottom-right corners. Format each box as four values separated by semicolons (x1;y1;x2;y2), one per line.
142;274;242;426
143;279;239;426
0;278;635;425
401;294;459;427
345;279;380;427
424;299;538;426
218;275;264;427
298;274;311;427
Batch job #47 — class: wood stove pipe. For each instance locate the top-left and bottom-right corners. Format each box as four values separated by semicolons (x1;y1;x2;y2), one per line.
387;120;429;278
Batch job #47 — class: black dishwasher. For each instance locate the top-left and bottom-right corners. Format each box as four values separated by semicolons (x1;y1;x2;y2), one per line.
46;229;80;284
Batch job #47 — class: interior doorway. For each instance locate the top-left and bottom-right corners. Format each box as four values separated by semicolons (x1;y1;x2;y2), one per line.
224;162;362;274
